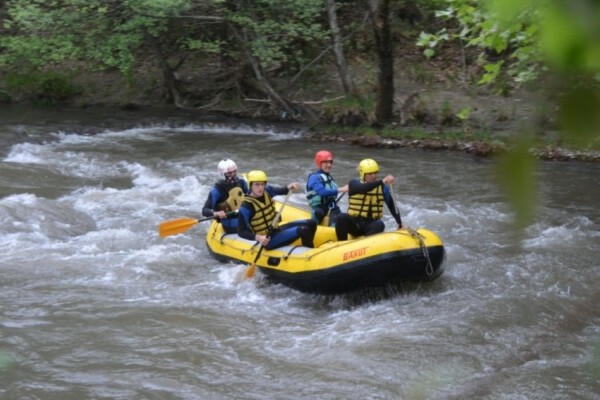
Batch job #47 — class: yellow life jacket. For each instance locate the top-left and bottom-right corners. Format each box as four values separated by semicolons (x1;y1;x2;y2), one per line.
348;184;384;219
242;193;276;235
216;186;245;212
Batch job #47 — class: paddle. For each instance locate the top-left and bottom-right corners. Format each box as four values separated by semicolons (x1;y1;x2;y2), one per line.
158;211;237;238
245;190;293;279
334;192;346;205
324;192;346;225
387;183;402;229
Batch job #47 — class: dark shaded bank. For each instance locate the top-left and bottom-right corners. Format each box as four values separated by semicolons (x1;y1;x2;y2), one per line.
2;103;599;163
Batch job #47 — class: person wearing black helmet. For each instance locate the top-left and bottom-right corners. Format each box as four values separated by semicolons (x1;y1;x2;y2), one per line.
335;159;403;241
238;170;316;249
201;158;248;233
306;150;348;226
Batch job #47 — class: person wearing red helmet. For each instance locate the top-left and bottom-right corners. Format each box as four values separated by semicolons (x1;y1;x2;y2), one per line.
306;150;348;226
201;158;249;233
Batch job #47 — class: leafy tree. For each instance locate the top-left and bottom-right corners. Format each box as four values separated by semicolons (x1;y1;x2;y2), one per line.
366;0;394;123
0;0;331;114
1;0;166;72
418;0;600;227
326;0;354;96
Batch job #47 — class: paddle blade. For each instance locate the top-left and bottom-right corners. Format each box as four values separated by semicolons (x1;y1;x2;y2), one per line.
245;263;257;279
158;217;198;238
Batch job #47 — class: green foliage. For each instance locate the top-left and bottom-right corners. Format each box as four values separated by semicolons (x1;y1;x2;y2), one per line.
495;139;537;229
456;106;472;120
439;99;459;125
419;0;600;229
322;95;376;125
478;61;503;85
0;0;331;85
184;39;225;54
417;0;542;85
419;0;600;89
218;0;328;71
0;0;175;73
5;70;78;105
558;87;600;148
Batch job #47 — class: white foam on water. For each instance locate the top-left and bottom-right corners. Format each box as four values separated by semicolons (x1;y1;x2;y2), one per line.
1;121;599;400
127;163;170;188
171;123;305;139
3;142;47;164
522;215;599;250
55;123;304;142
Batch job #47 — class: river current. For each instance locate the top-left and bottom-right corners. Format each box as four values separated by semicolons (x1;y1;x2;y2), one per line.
1;105;599;399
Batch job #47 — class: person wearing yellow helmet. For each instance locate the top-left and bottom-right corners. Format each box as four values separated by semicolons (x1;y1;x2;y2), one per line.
238;170;316;249
306;150;348;226
335;158;403;241
202;158;249;233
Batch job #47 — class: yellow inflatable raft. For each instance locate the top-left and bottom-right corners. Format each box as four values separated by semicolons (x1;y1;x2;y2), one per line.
205;202;446;294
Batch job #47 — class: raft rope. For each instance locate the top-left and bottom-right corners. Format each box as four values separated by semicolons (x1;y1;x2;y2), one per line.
406;227;434;276
388;184;434;276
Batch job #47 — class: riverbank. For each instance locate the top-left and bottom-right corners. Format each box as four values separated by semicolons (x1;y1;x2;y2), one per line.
2;102;599;163
308;130;600;163
2;42;599;164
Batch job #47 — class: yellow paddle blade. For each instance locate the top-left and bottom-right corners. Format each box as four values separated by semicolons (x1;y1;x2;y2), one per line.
245;263;257;279
158;217;198;238
245;241;266;279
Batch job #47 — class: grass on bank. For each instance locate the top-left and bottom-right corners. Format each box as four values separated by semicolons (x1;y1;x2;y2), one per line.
320;125;492;141
318;122;600;153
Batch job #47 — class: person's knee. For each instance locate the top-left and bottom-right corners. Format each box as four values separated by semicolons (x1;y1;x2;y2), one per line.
335;214;350;240
313;207;326;222
366;220;385;236
298;225;314;247
336;213;350;226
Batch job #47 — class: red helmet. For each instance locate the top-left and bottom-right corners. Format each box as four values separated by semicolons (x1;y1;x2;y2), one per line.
314;150;333;168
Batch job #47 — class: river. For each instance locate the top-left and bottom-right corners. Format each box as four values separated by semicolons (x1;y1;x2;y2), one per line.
1;105;599;399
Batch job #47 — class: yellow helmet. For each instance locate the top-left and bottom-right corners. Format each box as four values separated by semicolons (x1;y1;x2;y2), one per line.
246;170;268;187
358;159;379;180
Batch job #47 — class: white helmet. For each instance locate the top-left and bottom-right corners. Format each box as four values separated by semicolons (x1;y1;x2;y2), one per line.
217;158;237;175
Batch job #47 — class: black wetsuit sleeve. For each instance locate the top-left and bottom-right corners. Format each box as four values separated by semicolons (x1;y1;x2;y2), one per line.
384;188;402;226
201;190;216;217
237;204;256;241
348;179;382;195
268;185;289;197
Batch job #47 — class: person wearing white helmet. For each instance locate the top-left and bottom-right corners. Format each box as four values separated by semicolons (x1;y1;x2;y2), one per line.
306;150;348;226
335;159;403;241
238;170;316;249
201;158;249;233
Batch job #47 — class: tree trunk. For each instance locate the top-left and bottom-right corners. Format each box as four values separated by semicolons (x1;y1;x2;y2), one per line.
326;0;354;96
228;23;309;121
366;0;394;123
149;39;186;108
